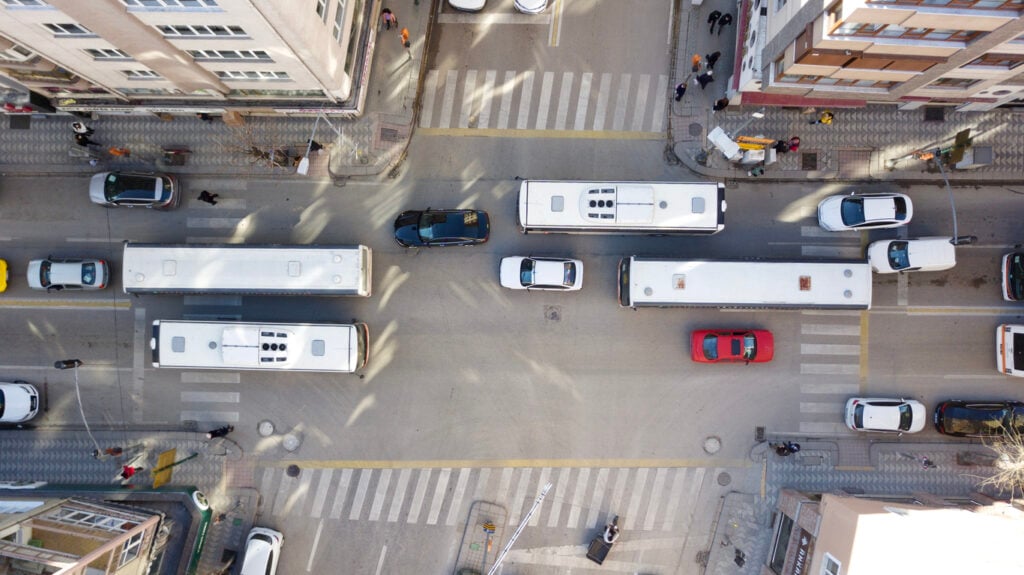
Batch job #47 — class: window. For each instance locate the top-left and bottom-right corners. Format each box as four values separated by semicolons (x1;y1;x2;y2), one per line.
44;23;91;36
821;553;841;575
157;24;247;37
830;22;984;43
188;49;270;61
86;48;132;60
123;0;218;7
3;0;47;6
118;532;144;567
967;53;1024;69
868;0;1021;7
316;0;328;21
929;77;980;88
0;44;34;63
333;0;347;41
0;500;44;513
215;70;290;80
122;69;162;79
228;88;327;97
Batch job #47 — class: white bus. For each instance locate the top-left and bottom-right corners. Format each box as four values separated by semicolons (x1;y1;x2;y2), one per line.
151;320;369;372
122;243;371;296
618;257;872;309
517;180;726;235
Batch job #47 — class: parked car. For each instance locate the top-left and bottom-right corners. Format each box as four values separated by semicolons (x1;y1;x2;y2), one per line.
89;171;179;209
448;0;485;11
500;256;583;290
0;258;7;292
1003;252;1024;301
997;324;1024;377
240;527;283;575
817;192;913;231
514;0;548;13
0;382;40;424
27;257;109;291
394;209;490;247
690;329;774;364
867;237;956;273
933;400;1024;437
844;398;926;433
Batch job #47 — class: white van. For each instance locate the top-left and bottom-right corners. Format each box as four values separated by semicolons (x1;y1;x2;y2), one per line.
241;527;283;575
867;237;955;273
997;324;1024;378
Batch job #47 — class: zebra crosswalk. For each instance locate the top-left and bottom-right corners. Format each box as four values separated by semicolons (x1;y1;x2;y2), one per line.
419;69;669;135
256;465;714;533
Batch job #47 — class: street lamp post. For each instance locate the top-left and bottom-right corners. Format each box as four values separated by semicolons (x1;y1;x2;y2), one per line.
55;359;102;454
296;111;344;176
727;108;766;139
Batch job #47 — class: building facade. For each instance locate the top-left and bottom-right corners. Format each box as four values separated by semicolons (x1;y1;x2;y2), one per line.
734;0;1024;111
0;0;372;116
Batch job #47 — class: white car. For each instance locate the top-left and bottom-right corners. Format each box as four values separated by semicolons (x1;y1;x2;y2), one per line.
817;192;913;231
997;324;1023;377
0;382;41;424
27;257;109;291
867;237;956;273
448;0;485;11
514;0;548;13
844;397;926;434
241;527;283;575
500;256;583;291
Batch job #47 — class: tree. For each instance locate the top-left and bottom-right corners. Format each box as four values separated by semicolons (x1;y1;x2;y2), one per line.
976;427;1024;500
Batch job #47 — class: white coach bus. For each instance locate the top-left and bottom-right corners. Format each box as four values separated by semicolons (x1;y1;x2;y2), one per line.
151;320;370;372
122;243;372;296
618;257;872;309
517;180;726;235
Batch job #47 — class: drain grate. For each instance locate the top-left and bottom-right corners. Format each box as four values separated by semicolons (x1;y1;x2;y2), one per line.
801;152;818;171
755;426;765;442
924;107;945;122
380;127;400;142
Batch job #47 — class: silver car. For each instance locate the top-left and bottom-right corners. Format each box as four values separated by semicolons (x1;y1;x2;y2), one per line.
89;171;179;209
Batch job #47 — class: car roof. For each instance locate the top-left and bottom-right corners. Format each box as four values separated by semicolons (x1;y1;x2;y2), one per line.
861;196;897;222
531;258;568;286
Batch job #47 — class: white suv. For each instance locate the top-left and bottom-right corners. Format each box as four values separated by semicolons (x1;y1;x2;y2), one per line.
867;237;956;273
241;527;283;575
0;382;41;424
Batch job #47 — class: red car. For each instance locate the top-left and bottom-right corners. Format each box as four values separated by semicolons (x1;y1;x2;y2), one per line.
690;329;774;364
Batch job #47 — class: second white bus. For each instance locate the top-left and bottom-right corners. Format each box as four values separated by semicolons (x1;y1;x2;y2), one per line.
618;257;872;309
151;320;370;372
517;180;726;235
122;243;372;296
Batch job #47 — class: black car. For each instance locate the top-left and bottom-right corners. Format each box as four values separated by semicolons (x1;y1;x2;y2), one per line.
933;400;1024;437
394;209;490;247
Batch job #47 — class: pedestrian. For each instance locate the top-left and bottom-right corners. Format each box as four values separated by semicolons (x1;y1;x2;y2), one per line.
108;146;130;157
706;51;721;70
785;441;801;454
692;53;702;73
197;190;219;205
707;10;721;34
696;70;714;90
119;465;142;480
674;82;687;102
773;140;788;154
196;112;214;123
773;443;790;456
308;139;325;154
809;110;834;125
381;8;397;31
788;136;801;152
717;13;733;36
74;133;98;147
400;27;410;48
71;121;94;136
206;425;234;439
747;166;765;177
712;97;729;112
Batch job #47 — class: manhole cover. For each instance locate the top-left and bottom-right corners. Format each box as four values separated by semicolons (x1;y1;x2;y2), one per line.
258;420;275;437
717;471;732;486
801;152;817;171
282;433;301;452
924;107;945;122
703;436;722;454
286;464;301;477
380;127;399;141
688;122;703;137
544;305;561;321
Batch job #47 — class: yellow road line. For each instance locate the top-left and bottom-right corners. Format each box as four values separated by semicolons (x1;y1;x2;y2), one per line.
0;299;131;309
549;0;563;47
415;127;661;140
263;457;751;469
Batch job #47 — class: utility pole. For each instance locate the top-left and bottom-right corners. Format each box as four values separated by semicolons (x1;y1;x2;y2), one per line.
487;483;552;575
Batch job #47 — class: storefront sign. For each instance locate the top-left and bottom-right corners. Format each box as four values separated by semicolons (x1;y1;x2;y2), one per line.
789;527;813;575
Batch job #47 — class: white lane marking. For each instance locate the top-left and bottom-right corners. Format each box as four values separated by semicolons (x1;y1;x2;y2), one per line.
133;307;147;422
186;217;242;229
478;70;496;129
426;467;451;525
623;467;648;530
439;70;458;129
271;469;296;517
496;467;514;510
665;1;674;45
585;467;609;529
282;469;314;518
459;70;477;129
179;411;239;422
368;468;393;521
420;69;438;128
661;468;688;531
406;468;431;523
631;74;650;132
445;468;472;526
801;402;844;414
643;467;668;531
897;269;908;306
373;544;387;575
802;324;860;336
574;72;593;131
650;74;667;133
387;468;412;523
677;467;707;537
801;225;857;238
565;467;589;528
554;72;573;130
529;467;551;527
612;73;631;131
66;237;125;243
801;343;860;355
349;468;373;520
799;382;861;394
438;12;550;24
306;519;324;572
497;71;515;129
472;467;492;502
507;467;533;526
608;467;629;519
180;372;240;384
592;73;612;131
180;391;239;402
535;71;554;129
329;468;353;519
310;469;335;519
259;467;276;514
546;467;570;527
516;71;535;130
800;422;848;434
801;245;864;258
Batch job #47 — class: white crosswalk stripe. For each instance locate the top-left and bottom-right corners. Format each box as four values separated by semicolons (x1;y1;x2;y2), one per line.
257;465;720;533
420;68;668;133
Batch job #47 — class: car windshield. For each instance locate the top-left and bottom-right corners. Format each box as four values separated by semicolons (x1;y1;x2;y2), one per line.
897;403;913;431
104;173;155;201
1010;254;1024;300
702;334;719;360
741;333;756;360
839;197;865;226
418;211;480;242
0;388;6;418
886;241;910;270
519;259;536;285
945;406;1011;435
81;262;96;285
892;197;909;220
38;261;52;288
562;262;576;286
